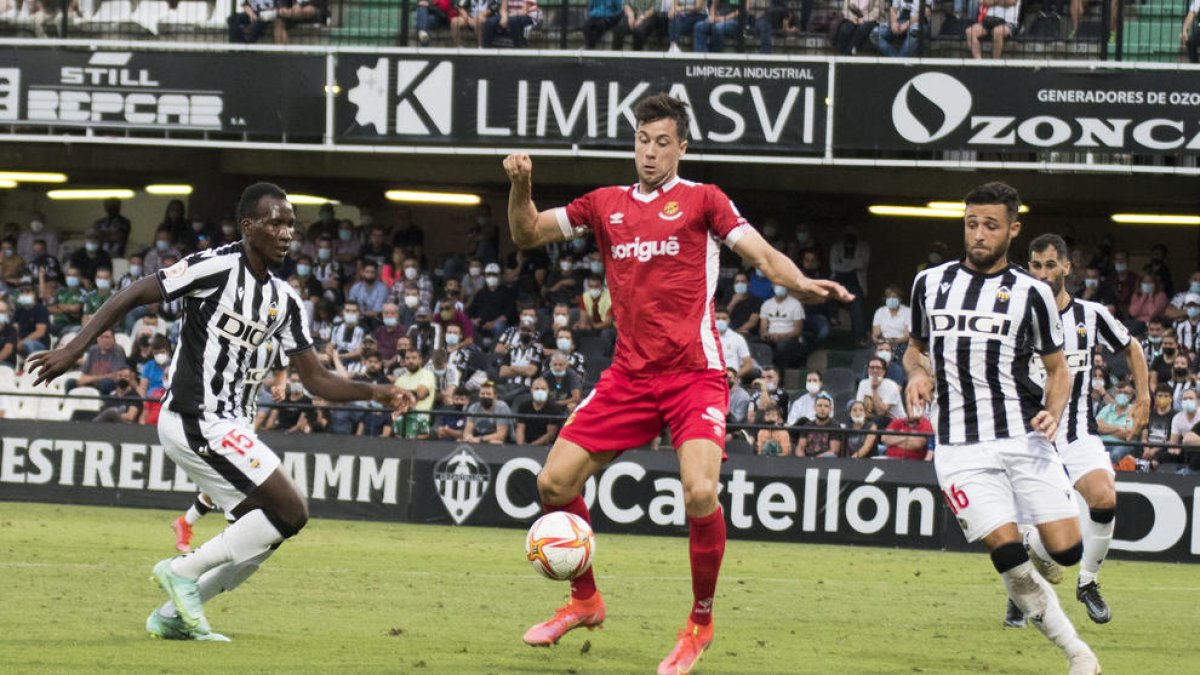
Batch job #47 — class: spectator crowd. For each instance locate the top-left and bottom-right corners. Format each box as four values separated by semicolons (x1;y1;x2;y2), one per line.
0;198;1197;474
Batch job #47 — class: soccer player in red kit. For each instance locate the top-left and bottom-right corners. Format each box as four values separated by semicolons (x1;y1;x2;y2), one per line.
504;93;853;674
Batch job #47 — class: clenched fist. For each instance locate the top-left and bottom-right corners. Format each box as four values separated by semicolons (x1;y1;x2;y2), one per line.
503;153;533;185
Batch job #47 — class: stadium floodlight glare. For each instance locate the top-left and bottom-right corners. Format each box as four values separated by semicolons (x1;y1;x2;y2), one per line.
288;194;340;205
145;184;193;195
868;205;965;218
46;188;135;200
926;201;1031;214
0;179;17;188
385;189;482;206
1111;214;1200;226
0;171;68;183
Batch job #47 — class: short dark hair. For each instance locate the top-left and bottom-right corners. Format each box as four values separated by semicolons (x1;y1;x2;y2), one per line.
634;93;690;142
964;182;1021;221
1155;383;1174;396
1030;233;1069;261
236;182;288;222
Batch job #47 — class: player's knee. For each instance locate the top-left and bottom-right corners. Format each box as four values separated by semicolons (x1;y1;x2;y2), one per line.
1049;541;1083;567
536;472;578;506
264;498;308;538
1089;506;1116;524
683;478;718;515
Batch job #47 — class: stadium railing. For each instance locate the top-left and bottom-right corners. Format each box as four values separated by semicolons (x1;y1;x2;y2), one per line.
0;0;1191;63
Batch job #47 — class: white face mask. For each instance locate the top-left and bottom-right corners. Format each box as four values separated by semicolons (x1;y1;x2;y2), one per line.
876;350;892;363
589;262;604;275
468;266;482;277
154;353;170;365
404;267;419;280
851;414;866;425
556;337;572;351
289;382;304;395
404;295;420;309
553;314;568;327
192;221;206;232
806;382;821;395
95;278;111;291
766;381;778;392
485;275;500;289
29;220;43;233
773;285;788;298
588;287;602;299
532;389;548;403
343;312;358;324
383;316;398;328
560;261;572;272
128;265;142;277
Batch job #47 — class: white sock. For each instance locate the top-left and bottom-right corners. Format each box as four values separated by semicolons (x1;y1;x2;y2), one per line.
184;505;204;526
1079;515;1114;586
1002;562;1090;658
1022;526;1052;562
170;509;283;580
159;548;275;618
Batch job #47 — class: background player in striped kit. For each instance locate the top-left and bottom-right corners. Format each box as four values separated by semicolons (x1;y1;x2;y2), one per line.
1003;234;1149;627
30;183;410;641
904;182;1100;674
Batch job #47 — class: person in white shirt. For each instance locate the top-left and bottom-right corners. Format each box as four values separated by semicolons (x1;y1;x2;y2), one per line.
715;307;754;379
871;284;911;349
855;356;905;421
758;285;806;367
966;0;1020;59
787;370;823;425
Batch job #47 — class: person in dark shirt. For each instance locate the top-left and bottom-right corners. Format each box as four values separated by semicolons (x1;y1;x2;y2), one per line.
13;282;50;356
360;225;394;271
266;374;316;433
0;299;18;367
516;377;563;445
434;386;472;441
92;197;132;257
69;231;114;284
93;367;143;423
467;262;517;342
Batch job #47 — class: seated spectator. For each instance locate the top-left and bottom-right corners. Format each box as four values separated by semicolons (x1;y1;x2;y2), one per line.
755;0;800;54
694;0;740;52
844;400;879;458
274;0;325;44
333;219;362;273
228;0;277;44
787;370;823;425
331;300;367;362
468;262;517;342
416;0;457;44
755;404;792;456
82;268;115;320
451;0;492;47
435;386;473;441
747;365;789;423
14;282;49;357
576;274;613;333
726;271;760;334
73;329;127;395
409;306;443;360
727;366;751;424
443;277;467;313
1144;243;1173;297
872;340;906;387
264;373;316;433
373;303;407;369
880;403;933;460
328;350;392;436
1078;265;1118;311
668;0;707;52
348;261;389;329
436;297;476;347
69;231;112;285
1162;387;1200;469
1096;380;1137;463
716;307;754;379
392;393;434;440
541;255;579;308
856;356;905;422
1141;383;1176;467
139;335;173;397
143;230;183;278
395;348;437;415
485;0;541;47
758;284;805;368
966;0;1019;59
24;238;62;285
442;324;487;396
1165;353;1196;409
47;267;86;337
516;377;563;445
584;0;625;48
463;381;513;444
1089;364;1113;410
1185;0;1200;63
796;393;843;458
552;328;587;381
1;238;24;286
543;352;583;411
92;367;143;424
0;300;16;366
871;284;910;350
833;0;879;55
613;0;668;50
1175;293;1200;354
1148;330;1178;390
1128;274;1167;327
495;317;544;402
870;0;928;57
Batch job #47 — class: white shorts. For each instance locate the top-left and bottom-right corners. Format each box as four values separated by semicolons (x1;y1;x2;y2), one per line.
935;433;1077;543
158;408;281;513
1058;435;1115;484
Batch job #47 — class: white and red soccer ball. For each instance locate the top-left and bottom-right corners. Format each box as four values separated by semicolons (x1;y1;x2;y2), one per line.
525;512;595;581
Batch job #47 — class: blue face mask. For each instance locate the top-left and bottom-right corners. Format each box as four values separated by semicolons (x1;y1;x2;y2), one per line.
733;282;748;295
1190;282;1200;294
65;276;80;289
1188;307;1200;320
715;320;728;333
296;264;311;277
1083;278;1099;289
1115;393;1131;407
885;297;900;310
1141;282;1155;295
773;285;788;298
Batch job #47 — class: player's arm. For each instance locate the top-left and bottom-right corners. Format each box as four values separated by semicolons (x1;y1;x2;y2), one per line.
902;337;933;418
292;348;400;407
1125;338;1152;433
503;153;570;250
732;229;853;305
29;275;161;385
1034;349;1070;441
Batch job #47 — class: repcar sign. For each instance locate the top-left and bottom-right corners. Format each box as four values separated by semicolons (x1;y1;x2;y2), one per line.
833;63;1200;155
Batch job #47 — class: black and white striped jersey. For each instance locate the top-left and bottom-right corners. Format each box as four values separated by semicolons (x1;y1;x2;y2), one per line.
1032;298;1131;444
911;261;1064;445
156;243;313;421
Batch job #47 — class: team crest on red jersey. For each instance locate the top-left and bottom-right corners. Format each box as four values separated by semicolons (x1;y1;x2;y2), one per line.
659;201;682;221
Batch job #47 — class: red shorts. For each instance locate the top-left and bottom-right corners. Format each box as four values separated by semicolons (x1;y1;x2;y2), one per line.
559;367;728;455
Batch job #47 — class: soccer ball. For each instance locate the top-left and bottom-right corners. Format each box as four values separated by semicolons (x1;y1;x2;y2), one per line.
525;512;595;581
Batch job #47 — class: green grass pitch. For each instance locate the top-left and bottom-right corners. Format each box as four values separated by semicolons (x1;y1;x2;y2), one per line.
0;502;1195;674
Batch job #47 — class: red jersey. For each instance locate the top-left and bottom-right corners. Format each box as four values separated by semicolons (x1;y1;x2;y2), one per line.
555;176;752;375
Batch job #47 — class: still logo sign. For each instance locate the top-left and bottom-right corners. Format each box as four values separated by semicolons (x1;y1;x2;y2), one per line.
346;58;452;136
433;445;491;524
891;72;972;143
0;68;18;122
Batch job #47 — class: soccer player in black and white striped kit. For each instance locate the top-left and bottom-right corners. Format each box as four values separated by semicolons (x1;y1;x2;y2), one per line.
31;183;409;641
904;183;1100;675
1001;233;1149;627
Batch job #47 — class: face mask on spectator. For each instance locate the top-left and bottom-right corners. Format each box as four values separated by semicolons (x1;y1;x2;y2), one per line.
1141;282;1155;294
404;295;419;309
85;242;98;253
553;314;568;328
338;229;352;241
1174;367;1189;378
29;220;44;233
96;278;111;291
221;224;236;236
715;320;728;333
559;261;572;273
766;381;778;392
1190;281;1200;294
317;248;331;261
851;414;866;425
1114;262;1128;273
154;353;170;365
485;275;499;289
383;316;398;328
551;367;566;378
773;285;788;298
1083;278;1099;289
1185;399;1198;413
589;262;604;275
588;287;601;299
115;378;130;388
445;333;460;346
1163;347;1176;357
404;267;419;280
289;240;302;254
572;239;587;252
805;381;820;395
65;276;80;288
0;313;7;324
343;311;358;324
532;389;548;403
156;240;169;251
297;264;312;277
289;382;304;395
1148;334;1162;344
468;265;482;277
480;397;494;409
1189;307;1200;320
1091;379;1105;391
128;264;142;278
796;231;809;244
885;297;900;310
18;294;34;307
1115;393;1131;406
190;221;205;233
876;349;892;363
556;337;571;351
733;282;748;295
1;248;10;258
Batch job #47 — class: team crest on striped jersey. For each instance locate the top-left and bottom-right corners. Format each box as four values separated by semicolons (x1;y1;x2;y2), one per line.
1076;323;1088;339
433;444;491;525
995;286;1011;303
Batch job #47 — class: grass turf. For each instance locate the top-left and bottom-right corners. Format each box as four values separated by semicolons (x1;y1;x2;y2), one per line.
0;501;1196;674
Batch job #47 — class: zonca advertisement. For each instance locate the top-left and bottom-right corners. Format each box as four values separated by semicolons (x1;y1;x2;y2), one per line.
0;47;325;136
334;53;829;154
3;421;1198;562
833;63;1200;155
